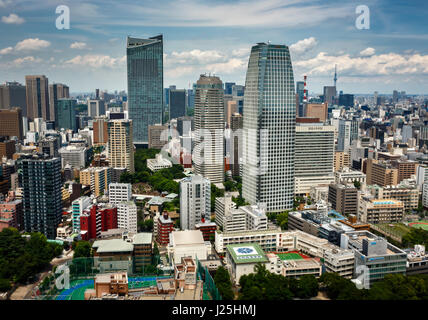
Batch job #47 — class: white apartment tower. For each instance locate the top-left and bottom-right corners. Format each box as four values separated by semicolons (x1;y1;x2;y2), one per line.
107;119;135;173
180;175;211;230
117;201;138;234
242;42;296;212
193;75;224;184
109;183;132;205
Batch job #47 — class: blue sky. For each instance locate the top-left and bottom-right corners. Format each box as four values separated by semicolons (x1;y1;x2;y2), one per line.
0;0;427;94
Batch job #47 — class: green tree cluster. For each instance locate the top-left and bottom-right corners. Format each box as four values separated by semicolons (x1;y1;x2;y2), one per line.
320;272;428;300
0;228;63;286
211;184;225;211
402;227;428;248
139;219;154;232
238;264;319;300
214;266;234;300
73;241;92;259
276;211;289;230
120;148;185;195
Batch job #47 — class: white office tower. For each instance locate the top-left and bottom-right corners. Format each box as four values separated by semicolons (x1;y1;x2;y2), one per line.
109;183;132;205
242;42;296;212
117;201;138;233
193;75;224;184
423;182;428;209
294;123;335;196
337;119;351;152
180;175;211;230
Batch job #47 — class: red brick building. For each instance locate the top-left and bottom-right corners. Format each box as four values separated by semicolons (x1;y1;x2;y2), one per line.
157;213;174;245
195;218;217;241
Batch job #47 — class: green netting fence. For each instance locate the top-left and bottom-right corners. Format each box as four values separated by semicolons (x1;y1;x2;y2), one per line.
196;257;222;300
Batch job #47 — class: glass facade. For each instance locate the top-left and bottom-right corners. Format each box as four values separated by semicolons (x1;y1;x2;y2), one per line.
56;98;76;132
127;35;164;145
242;43;296;212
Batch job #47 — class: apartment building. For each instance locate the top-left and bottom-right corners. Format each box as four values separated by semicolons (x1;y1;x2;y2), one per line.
359;198;404;224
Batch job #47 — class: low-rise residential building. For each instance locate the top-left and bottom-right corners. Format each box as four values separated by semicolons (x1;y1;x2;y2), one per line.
367;184;419;211
195;218;217;241
358;198;404;224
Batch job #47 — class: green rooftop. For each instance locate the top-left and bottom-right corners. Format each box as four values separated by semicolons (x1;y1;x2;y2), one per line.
226;243;268;265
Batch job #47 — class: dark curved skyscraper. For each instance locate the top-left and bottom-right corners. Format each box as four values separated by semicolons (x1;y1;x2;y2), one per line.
242;43;296;212
127;35;163;146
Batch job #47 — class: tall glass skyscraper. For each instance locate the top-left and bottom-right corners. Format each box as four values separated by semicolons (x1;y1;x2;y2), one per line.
127;35;163;146
242;43;296;212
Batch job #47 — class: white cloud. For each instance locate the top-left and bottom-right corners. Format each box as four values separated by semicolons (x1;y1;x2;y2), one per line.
70;42;87;49
13;56;42;66
0;46;13;55
15;38;50;51
360;47;376;57
2;13;25;24
65;54;126;68
232;48;250;58
169;49;226;64
0;0;12;8
290;37;318;55
206;58;247;75
294;51;428;77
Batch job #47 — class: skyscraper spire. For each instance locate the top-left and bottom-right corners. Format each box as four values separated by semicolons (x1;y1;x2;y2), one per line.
334;64;337;88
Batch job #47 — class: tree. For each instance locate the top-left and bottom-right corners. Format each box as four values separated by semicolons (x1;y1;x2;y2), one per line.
319;272;363;300
214;266;234;300
353;180;361;190
276;211;289;230
0;228;63;285
0;278;11;292
73;241;92;259
153;242;160;256
296;274;319;299
139;219;154;232
402;228;428;248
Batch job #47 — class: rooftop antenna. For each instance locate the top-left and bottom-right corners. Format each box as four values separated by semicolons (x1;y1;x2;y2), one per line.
334;64;337;88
